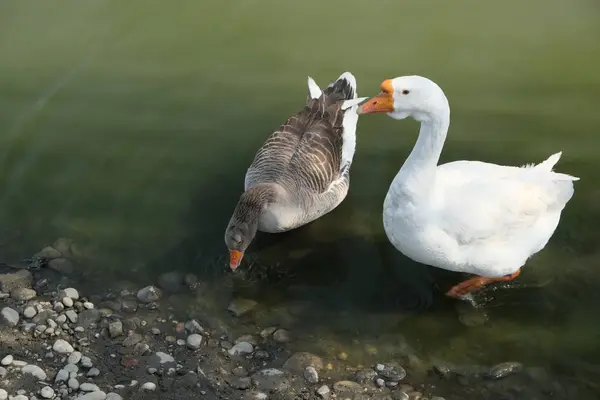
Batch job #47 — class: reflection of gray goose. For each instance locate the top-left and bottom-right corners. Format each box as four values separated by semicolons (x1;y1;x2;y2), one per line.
225;72;366;270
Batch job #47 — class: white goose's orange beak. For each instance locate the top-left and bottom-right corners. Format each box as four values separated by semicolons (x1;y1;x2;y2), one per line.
358;79;395;114
229;249;244;270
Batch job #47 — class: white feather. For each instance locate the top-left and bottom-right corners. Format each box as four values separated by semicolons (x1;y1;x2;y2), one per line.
307;76;322;99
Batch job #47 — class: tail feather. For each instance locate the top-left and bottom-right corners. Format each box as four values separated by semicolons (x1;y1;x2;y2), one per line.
324;71;357;102
531;151;579;181
307;76;322;99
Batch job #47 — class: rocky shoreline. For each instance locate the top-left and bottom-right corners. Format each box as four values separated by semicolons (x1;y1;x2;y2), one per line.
0;240;595;400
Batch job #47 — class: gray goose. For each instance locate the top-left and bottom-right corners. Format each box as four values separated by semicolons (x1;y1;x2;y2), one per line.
224;72;366;270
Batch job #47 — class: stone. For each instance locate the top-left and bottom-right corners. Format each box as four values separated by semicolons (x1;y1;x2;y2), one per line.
137;286;161;303
0;269;32;292
40;386;54;398
105;394;123;400
62;287;79;299
488;362;523;379
232;366;249;377
316;385;330;399
259;327;277;338
11;287;37;301
227;298;257;317
272;328;291;343
77;392;107;400
68;377;79;390
12;360;27;367
122;332;142;347
62;296;74;307
22;364;47;380
55;369;69;382
48;258;74;275
63;363;79;373
87;367;100;377
81;356;93;368
184;319;204;334
304;366;319;383
1;307;19;326
68;351;82;365
251;368;290;392
377;363;406;382
121;300;138;313
23;306;37;319
332;380;362;395
79;309;101;328
1;355;13;365
53;339;74;354
36;246;62;259
228;341;254;356
141;382;156;391
157;271;185;293
0;389;6;400
108;320;124;338
66;309;78;323
187;333;203;349
0;366;6;378
227;376;252;389
354;369;378;385
80;382;101;392
283;352;324;374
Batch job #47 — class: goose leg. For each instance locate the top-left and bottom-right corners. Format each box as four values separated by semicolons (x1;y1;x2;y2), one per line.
446;269;521;298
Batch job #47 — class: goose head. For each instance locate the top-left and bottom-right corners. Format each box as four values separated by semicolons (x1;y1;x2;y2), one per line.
358;76;448;122
224;202;260;271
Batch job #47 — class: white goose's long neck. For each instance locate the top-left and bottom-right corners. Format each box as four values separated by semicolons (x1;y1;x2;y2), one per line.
391;107;450;202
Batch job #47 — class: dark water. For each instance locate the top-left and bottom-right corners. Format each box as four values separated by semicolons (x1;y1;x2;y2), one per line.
1;0;600;396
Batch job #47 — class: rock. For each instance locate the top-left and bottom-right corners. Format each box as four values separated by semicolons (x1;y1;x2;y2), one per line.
108;320;124;338
11;396;28;400
77;392;107;400
283;352;324;374
55;369;70;382
354;369;378;385
122;332;142;347
23;306;37;319
228;341;254;356
81;356;93;368
333;380;362;395
80;382;101;392
40;386;54;398
140;382;156;391
22;364;47;380
157;271;185;293
121;300;138;313
227;376;252;390
0;389;6;400
62;296;74;307
36;246;62;259
272;329;291;343
83;301;94;309
79;309;101;328
259;327;277;338
61;287;79;300
251;368;291;392
316;385;330;399
137;286;161;303
53;339;74;354
0;366;6;378
48;258;74;275
0;269;32;292
394;392;410;400
68;351;82;365
227;298;258;317
377;363;407;382
105;394;123;400
87;367;100;377
66;309;78;323
304;366;319;383
63;363;79;373
187;334;203;349
12;360;26;367
1;355;13;365
184;319;204;334
488;362;523;379
1;307;19;326
68;377;79;390
232;366;249;377
376;378;385;387
11;287;37;301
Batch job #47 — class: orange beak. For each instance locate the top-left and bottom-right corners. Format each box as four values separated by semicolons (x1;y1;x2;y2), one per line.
229;249;244;270
358;79;395;114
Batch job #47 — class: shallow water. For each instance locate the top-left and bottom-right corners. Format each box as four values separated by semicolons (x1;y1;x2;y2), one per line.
1;0;600;397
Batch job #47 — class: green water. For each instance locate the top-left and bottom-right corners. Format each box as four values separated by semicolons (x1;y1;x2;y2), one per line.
1;0;600;395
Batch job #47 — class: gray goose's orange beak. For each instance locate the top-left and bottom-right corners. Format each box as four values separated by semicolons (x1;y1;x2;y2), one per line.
358;79;395;114
229;249;244;271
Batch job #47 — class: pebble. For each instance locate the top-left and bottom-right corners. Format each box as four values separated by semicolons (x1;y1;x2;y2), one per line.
87;367;100;377
23;306;37;319
227;298;257;317
1;355;13;365
63;363;78;373
0;389;6;400
53;339;74;354
0;269;32;292
186;334;203;349
304;366;319;383
141;382;157;391
376;378;385;387
40;386;54;399
228;341;254;356
22;364;47;380
62;287;79;300
108;320;124;338
283;352;324;374
333;380;362;394
56;314;67;324
122;332;142;347
55;369;70;382
488;362;523;379
77;392;107;400
11;395;28;400
251;368;290;392
12;360;27;367
1;307;19;326
184;319;204;334
273;329;291;343
68;351;82;365
105;394;123;400
83;302;94;309
316;385;330;398
136;286;162;303
154;352;175;364
68;377;80;390
0;366;6;377
80;382;101;392
260;327;277;338
11;287;37;301
66;310;78;323
81;356;93;368
62;296;74;307
377;363;407;382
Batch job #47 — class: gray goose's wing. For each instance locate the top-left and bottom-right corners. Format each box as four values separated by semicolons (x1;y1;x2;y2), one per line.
245;76;356;194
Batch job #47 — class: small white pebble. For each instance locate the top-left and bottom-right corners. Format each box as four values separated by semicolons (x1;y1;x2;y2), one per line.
62;297;74;307
83;302;94;309
0;355;13;366
40;386;54;398
140;382;156;391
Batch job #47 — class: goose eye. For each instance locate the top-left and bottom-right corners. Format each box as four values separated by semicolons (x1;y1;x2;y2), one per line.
401;89;410;95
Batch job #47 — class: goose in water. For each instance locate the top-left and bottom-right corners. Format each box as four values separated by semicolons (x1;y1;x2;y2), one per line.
358;75;578;298
224;72;366;270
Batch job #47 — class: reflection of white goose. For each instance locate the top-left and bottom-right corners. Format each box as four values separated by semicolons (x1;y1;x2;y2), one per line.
224;73;366;270
359;75;579;297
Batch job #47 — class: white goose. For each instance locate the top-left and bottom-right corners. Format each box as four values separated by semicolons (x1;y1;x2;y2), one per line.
224;72;366;270
359;76;579;297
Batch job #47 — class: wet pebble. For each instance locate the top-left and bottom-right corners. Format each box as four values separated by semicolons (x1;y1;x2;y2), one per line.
0;367;6;378
62;296;74;307
40;386;54;399
141;382;157;391
316;385;330;399
377;363;407;382
62;287;79;300
1;355;13;366
87;367;101;377
53;339;74;354
228;341;254;356
81;356;93;368
283;352;324;374
65;310;78;323
184;319;204;334
304;366;319;383
55;369;69;382
333;380;362;394
77;392;107;400
68;377;80;390
157;271;185;293
122;332;142;347
137;286;162;303
105;394;123;400
108;320;124;338
488;362;523;379
227;298;257;317
80;382;101;392
11;287;37;301
273;328;291;343
187;333;203;349
251;368;290;392
0;389;6;400
22;364;47;380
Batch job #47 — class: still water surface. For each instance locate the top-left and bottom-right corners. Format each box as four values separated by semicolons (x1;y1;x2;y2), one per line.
1;0;599;396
